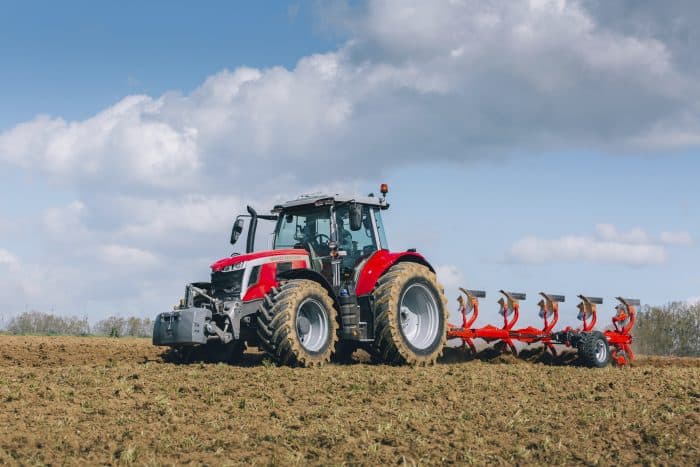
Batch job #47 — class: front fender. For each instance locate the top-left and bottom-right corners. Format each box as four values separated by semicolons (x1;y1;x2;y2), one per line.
355;250;434;297
276;268;340;310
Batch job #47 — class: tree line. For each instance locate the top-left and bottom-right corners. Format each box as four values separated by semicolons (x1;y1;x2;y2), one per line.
633;301;700;357
2;310;153;338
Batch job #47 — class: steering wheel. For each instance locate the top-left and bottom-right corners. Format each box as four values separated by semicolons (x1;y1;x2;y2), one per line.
313;233;330;246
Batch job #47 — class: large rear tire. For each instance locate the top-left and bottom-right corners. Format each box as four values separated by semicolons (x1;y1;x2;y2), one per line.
257;279;338;367
372;263;448;365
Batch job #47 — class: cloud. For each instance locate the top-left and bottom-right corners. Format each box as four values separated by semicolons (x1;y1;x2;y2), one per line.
595;223;651;244
660;230;694;246
43;201;88;239
2;1;700;196
435;264;468;320
99;244;159;268
435;264;465;291
0;249;18;268
507;224;687;266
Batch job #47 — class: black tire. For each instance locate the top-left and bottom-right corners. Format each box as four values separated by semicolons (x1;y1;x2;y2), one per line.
257;279;339;367
372;263;448;365
577;331;611;368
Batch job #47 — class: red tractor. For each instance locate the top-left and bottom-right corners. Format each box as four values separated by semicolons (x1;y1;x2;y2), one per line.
154;185;448;366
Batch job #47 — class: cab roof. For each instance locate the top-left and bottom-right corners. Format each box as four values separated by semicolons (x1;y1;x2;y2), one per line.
273;193;387;212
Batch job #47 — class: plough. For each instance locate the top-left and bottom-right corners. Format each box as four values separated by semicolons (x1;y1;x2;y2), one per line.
447;290;637;367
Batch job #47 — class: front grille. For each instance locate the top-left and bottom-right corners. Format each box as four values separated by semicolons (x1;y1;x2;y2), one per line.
211;270;244;299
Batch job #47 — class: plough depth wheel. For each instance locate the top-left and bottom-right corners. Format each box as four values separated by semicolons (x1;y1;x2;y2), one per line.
577;331;611;368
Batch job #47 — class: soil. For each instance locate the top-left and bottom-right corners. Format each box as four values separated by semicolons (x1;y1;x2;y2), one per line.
0;335;698;465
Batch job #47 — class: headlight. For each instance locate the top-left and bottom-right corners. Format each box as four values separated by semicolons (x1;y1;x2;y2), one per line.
221;262;246;273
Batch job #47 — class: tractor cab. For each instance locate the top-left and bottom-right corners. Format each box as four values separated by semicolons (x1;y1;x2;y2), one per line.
269;194;389;288
228;188;390;293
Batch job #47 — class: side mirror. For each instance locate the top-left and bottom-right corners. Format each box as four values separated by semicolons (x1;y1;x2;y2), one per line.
349;204;363;231
230;218;245;245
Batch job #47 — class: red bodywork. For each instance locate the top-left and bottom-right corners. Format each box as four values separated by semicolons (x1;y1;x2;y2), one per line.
211;249;309;302
210;249;308;272
355;250;432;296
211;248;430;303
447;293;635;366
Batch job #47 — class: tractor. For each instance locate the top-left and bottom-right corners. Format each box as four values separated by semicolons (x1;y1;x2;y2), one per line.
154;185;448;366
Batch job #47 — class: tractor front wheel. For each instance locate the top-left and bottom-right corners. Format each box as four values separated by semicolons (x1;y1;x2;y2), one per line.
372;263;448;365
257;279;338;367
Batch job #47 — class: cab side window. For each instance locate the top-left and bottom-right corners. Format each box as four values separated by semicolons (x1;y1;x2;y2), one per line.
335;205;377;260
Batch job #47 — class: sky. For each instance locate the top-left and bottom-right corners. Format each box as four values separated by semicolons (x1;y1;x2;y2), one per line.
0;0;699;328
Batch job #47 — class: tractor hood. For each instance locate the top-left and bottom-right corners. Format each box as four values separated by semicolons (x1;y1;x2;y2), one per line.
210;249;308;272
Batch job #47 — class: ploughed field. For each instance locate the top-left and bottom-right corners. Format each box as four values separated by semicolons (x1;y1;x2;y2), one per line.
0;336;698;465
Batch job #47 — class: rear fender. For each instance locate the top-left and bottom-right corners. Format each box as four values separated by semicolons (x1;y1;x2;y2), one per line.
355;250;434;297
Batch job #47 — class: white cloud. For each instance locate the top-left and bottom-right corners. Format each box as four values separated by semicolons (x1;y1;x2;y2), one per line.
2;1;699;197
595;223;651;244
686;296;700;305
43;201;88;239
508;224;683;266
435;264;466;291
116;195;243;240
435;264;469;321
0;97;200;188
0;249;18;268
660;230;694;246
99;244;159;268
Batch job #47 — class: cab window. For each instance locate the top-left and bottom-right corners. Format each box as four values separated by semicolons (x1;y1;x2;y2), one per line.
334;205;378;261
373;208;389;250
274;208;331;250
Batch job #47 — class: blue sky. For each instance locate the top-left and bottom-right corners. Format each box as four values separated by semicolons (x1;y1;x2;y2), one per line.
0;1;698;327
0;1;337;128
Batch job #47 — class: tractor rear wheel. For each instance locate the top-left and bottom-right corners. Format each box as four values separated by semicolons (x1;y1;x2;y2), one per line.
577;331;610;368
372;263;448;365
257;279;338;367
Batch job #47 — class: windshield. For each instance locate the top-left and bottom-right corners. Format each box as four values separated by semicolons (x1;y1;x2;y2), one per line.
274;207;331;250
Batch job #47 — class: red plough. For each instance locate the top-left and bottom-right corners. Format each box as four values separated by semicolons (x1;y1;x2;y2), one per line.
447;290;637;367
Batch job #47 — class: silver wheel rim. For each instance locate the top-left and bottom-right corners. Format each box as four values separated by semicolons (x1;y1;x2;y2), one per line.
296;298;330;353
595;339;607;362
399;283;440;350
